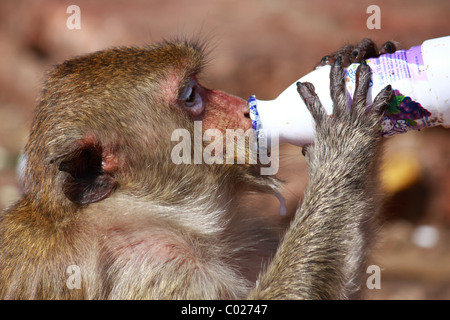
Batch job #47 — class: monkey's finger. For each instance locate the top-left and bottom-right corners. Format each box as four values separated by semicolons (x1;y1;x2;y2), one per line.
315;40;397;70
329;56;349;120
351;60;372;120
378;41;397;55
297;81;326;124
371;85;394;116
350;38;377;64
315;45;354;69
315;55;332;69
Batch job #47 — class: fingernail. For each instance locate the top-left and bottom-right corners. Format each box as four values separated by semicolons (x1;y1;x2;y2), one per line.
320;55;329;64
334;56;342;66
383;41;395;52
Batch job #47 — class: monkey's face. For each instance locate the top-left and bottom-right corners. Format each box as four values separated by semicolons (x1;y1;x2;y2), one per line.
23;40;260;209
177;76;252;133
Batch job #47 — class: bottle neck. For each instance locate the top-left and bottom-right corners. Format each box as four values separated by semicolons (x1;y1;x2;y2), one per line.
248;95;316;148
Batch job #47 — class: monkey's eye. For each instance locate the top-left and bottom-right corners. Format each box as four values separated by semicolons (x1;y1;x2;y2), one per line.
179;79;204;117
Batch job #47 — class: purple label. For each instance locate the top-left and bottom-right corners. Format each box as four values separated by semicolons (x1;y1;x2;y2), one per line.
406;45;427;81
367;45;427;85
381;89;432;136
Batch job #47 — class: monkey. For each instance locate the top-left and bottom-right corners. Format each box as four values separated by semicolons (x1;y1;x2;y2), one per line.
0;38;394;299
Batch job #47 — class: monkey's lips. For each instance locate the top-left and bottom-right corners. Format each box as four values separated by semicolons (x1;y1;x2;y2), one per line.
220;93;253;132
241;116;253;131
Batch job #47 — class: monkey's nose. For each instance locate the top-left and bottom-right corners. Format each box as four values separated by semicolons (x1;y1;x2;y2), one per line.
237;97;250;118
237;97;253;130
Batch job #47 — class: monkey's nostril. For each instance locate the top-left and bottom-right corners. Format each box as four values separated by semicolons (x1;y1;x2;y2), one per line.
242;102;251;119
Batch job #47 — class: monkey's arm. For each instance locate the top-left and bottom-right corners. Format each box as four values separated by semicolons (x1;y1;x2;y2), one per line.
249;58;394;299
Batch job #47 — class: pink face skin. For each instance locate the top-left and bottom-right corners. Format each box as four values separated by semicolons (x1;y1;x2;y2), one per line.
177;76;252;134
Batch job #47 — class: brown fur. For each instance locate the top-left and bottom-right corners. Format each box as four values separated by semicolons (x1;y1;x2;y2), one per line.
0;40;393;299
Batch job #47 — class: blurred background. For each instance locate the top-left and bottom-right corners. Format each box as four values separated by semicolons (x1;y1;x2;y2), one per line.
0;0;449;299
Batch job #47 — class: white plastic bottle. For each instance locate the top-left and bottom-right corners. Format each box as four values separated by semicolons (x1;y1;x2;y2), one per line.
248;36;450;148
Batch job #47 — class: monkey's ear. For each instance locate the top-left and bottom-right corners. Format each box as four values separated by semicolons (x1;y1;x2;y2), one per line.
52;139;118;205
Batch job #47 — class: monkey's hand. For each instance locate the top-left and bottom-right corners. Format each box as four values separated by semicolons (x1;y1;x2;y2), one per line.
289;58;394;299
315;38;396;68
297;56;394;179
250;58;394;300
249;59;394;299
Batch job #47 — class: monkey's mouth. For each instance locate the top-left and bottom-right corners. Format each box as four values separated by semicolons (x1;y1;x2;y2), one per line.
242;113;253;131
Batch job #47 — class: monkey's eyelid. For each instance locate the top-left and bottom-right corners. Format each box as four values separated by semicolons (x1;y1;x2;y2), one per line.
177;79;204;117
186;87;196;103
179;83;194;101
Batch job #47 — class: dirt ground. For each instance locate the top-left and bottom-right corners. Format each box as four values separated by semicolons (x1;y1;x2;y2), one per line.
0;0;449;299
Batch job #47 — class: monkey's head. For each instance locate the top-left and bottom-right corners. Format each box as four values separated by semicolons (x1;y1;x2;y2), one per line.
22;40;275;220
